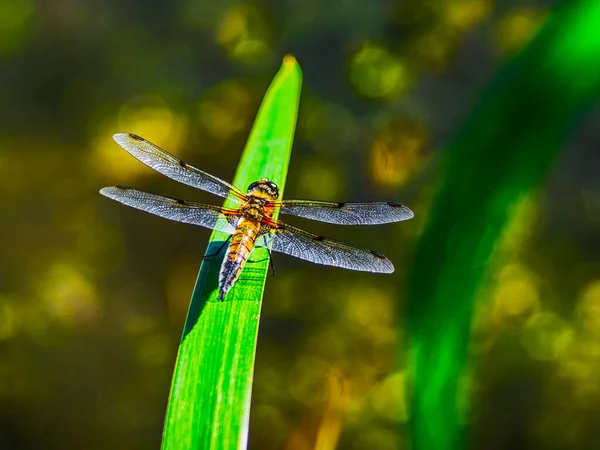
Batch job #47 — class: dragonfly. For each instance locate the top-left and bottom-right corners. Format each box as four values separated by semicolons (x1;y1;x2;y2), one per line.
100;133;414;300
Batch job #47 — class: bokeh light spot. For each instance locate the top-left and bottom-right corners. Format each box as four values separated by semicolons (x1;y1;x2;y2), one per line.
578;280;600;335
444;0;491;30
137;333;171;366
521;312;573;361
252;405;288;445
198;82;253;142
370;117;426;189
492;263;540;326
91;96;188;179
118;96;189;153
216;5;271;62
350;43;412;99
370;371;408;422
37;262;101;327
404;25;458;70
495;8;549;56
289;357;331;406
0;295;18;341
555;332;600;406
344;286;394;344
298;160;342;200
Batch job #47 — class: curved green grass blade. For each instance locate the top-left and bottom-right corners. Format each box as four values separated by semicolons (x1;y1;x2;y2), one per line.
162;56;302;450
407;2;600;449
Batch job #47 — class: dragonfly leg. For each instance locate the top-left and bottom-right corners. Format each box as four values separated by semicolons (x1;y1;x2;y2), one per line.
203;236;231;259
247;248;275;276
267;248;275;276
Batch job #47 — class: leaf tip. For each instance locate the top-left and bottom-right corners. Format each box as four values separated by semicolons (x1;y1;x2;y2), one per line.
282;54;302;77
283;54;297;65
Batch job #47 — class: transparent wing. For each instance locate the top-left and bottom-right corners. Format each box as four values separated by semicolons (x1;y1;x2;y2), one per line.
100;186;238;234
258;220;394;273
271;200;414;225
113;133;246;203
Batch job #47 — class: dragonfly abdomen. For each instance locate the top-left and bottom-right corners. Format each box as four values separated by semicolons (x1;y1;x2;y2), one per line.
218;219;260;300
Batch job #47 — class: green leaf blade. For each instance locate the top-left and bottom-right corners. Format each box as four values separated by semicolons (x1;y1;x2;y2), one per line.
162;56;302;450
406;2;600;450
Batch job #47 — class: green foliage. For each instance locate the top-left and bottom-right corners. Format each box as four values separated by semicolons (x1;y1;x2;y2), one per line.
161;56;302;450
406;1;600;449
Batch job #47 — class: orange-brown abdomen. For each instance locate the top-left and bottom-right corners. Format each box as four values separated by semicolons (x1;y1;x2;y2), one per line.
218;218;260;300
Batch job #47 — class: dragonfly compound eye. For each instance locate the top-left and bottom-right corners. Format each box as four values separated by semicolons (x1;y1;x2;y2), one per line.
247;180;279;199
265;181;279;198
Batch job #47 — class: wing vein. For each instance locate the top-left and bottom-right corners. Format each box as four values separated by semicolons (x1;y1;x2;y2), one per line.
258;221;394;273
113;133;246;202
100;186;238;234
273;200;414;225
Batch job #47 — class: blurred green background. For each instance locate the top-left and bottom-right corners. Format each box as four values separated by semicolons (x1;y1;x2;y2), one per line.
1;0;600;449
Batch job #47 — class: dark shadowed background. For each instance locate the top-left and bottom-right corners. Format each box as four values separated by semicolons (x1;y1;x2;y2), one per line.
1;0;599;449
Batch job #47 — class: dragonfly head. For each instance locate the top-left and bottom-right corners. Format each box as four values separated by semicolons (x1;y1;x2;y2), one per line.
247;178;279;200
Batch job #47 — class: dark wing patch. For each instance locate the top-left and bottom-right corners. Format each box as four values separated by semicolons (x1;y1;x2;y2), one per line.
113;133;246;202
100;186;238;234
272;200;414;225
257;221;394;273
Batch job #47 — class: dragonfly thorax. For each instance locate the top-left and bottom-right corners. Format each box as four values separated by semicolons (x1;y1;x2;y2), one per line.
247;178;279;200
239;196;269;221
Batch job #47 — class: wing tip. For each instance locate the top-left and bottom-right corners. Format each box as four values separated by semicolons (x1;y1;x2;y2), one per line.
381;264;395;274
388;202;415;220
370;250;395;273
99;187;114;200
113;132;144;145
99;185;131;198
383;261;395;273
112;132;127;142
